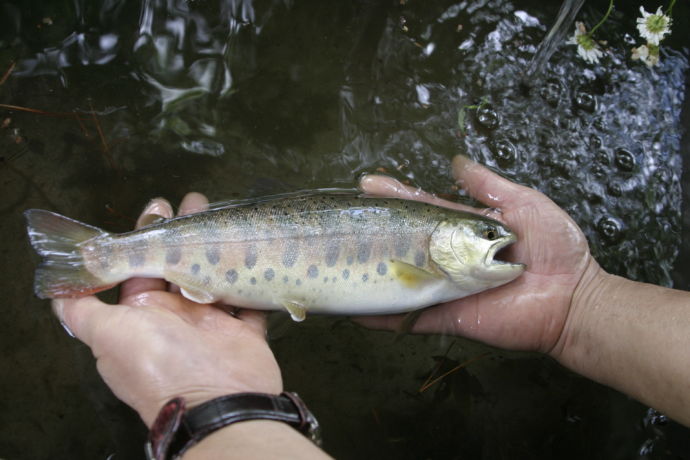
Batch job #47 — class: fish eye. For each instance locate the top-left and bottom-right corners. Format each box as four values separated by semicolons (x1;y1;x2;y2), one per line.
482;226;498;241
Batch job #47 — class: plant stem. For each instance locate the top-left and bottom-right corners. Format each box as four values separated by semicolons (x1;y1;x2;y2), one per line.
666;0;676;16
588;0;615;36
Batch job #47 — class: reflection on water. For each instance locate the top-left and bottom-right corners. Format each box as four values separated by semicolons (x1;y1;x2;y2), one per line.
1;0;689;458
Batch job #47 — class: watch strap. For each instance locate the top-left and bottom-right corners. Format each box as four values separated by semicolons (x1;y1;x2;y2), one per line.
146;392;320;460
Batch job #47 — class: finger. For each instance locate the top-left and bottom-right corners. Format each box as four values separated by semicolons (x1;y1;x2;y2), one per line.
178;192;209;216
120;198;175;300
235;309;268;336
53;297;119;347
358;174;481;214
452;155;532;208
169;192;210;294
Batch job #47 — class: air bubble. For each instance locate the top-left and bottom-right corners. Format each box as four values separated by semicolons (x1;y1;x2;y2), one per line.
597;216;623;243
614;148;636;172
476;105;500;129
574;91;596;113
591;164;607;178
539;79;562;107
595;150;610;165
589;135;602;149
491;139;516;167
607;182;622;197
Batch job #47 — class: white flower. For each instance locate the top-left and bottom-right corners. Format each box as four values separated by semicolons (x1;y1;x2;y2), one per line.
631;43;660;67
636;6;672;46
567;22;603;64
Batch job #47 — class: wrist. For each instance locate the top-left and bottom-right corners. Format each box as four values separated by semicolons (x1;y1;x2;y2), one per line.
146;392;320;460
548;257;610;366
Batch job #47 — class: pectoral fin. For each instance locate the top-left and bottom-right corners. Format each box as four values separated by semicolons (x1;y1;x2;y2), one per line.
283;301;307;322
390;260;443;288
165;270;218;304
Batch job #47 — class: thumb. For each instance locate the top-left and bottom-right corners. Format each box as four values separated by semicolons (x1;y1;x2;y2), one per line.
52;297;120;347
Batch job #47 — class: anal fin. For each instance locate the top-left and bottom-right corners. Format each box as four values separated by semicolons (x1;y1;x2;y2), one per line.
283;301;307;322
390;260;443;288
165;270;218;304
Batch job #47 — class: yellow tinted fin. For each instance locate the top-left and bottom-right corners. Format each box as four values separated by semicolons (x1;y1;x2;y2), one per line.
283;301;307;322
164;270;218;304
390;260;443;288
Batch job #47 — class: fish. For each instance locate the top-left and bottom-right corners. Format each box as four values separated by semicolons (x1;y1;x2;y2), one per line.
25;191;525;321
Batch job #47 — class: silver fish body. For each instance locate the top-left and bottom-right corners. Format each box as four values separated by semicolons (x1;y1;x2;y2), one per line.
26;193;525;320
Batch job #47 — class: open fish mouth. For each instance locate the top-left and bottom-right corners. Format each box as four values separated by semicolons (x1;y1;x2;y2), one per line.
484;234;522;268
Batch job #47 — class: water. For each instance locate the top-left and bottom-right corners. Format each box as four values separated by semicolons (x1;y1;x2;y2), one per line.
1;0;689;458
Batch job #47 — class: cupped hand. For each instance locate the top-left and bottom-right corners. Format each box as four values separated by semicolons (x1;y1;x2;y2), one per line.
52;193;282;428
359;155;600;355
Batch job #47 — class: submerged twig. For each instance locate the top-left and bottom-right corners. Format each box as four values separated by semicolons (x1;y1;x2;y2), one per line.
0;61;16;85
89;102;117;170
418;351;491;393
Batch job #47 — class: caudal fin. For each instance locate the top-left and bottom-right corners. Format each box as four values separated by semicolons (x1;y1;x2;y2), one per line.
25;209;111;299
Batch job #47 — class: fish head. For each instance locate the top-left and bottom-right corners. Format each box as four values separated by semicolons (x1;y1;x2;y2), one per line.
429;214;525;292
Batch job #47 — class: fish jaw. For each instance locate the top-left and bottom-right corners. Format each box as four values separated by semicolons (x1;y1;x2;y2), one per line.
478;233;525;282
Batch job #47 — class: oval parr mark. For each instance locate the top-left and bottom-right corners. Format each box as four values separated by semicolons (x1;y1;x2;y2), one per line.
394;239;411;258
377;262;387;276
264;268;275;281
128;252;145;268
191;263;201;275
250;277;257;285
226;269;238;284
357;242;371;264
245;244;258;269
307;264;319;279
325;240;340;267
282;239;299;268
165;247;182;265
205;246;220;265
415;249;426;267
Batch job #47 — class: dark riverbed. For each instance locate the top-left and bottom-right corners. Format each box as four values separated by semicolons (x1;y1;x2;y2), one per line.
1;0;689;458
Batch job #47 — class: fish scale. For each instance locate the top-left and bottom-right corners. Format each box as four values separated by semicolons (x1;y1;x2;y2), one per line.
25;192;525;320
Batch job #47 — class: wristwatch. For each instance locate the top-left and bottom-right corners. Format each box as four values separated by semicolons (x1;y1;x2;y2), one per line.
145;392;321;460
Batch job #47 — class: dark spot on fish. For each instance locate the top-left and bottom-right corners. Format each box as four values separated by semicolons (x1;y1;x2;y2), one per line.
296;279;302;286
377;262;387;276
264;268;275;281
342;269;350;280
362;273;369;282
325;240;340;267
307;264;319;279
226;269;238;284
125;250;144;269
283;275;289;283
245;244;258;269
395;239;410;258
205;246;220;265
332;277;337;282
283;239;299;268
323;277;328;283
203;276;210;285
165;247;181;265
357;242;371;264
415;250;426;267
346;255;354;265
250;277;257;285
238;289;243;294
191;263;201;275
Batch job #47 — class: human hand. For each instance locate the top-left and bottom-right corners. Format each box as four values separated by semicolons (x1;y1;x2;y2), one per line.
52;193;282;428
359;155;601;355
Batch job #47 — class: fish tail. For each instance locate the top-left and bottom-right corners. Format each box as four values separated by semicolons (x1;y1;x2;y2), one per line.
25;209;112;299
